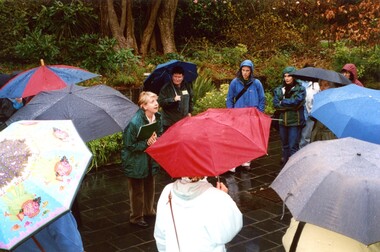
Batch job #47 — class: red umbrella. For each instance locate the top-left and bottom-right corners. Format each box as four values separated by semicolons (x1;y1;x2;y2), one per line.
146;107;271;177
0;59;100;98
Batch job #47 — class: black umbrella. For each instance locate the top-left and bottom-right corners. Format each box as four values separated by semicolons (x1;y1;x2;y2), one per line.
7;85;139;142
143;60;198;95
290;67;352;85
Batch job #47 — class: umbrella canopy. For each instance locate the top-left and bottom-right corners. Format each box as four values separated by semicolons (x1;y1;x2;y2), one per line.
271;137;380;245
146;107;271;177
0;60;100;98
290;67;351;85
143;60;198;95
311;84;380;144
0;120;92;250
7;84;139;142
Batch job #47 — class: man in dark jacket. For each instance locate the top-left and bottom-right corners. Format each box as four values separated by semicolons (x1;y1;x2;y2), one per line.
158;66;193;132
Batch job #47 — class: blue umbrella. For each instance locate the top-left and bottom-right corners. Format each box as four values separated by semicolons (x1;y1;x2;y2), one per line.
143;60;198;95
311;84;380;144
0;60;100;99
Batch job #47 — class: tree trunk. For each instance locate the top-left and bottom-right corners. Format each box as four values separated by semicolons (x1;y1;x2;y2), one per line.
106;0;128;49
157;0;178;54
140;0;162;57
98;0;111;36
125;0;138;53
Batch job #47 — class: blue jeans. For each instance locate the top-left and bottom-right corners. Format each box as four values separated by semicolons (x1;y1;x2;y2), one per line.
279;125;302;163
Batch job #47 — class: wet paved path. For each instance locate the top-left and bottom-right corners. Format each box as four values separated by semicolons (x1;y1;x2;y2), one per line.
76;129;290;251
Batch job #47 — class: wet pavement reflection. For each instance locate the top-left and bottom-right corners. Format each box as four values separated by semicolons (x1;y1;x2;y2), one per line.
76;129;290;251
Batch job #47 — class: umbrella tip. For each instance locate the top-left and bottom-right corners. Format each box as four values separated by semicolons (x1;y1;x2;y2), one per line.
40;59;45;66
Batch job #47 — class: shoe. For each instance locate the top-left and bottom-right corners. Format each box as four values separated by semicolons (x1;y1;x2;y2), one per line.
131;220;149;227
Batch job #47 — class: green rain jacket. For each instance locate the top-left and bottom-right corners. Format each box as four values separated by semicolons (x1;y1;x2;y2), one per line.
158;81;193;127
273;83;306;127
121;109;163;178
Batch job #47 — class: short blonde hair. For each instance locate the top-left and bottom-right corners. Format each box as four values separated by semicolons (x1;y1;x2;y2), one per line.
138;91;158;108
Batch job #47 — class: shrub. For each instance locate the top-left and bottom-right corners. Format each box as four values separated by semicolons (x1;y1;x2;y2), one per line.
193;83;229;114
86;133;122;172
261;53;291;91
14;30;60;63
264;91;275;115
332;43;380;86
192;74;216;106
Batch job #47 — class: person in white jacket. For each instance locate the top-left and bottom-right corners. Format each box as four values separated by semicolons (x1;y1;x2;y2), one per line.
154;177;243;252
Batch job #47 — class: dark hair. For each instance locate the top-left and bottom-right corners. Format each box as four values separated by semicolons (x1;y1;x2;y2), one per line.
303;63;315;68
172;66;184;75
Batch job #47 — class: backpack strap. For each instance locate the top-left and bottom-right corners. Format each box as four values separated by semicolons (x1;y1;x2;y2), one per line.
234;78;255;104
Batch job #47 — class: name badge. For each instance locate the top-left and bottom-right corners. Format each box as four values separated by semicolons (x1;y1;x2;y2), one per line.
182;90;189;95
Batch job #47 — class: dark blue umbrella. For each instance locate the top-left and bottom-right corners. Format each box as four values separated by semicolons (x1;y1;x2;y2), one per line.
143;60;198;95
290;67;351;85
7;85;138;142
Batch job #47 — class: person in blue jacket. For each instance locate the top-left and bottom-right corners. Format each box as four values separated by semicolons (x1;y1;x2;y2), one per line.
226;59;266;170
13;212;84;252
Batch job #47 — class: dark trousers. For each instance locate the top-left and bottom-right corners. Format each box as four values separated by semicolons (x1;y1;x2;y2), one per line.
127;174;156;223
279;125;302;163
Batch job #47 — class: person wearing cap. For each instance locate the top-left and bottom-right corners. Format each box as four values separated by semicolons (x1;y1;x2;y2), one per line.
154;177;242;252
226;59;266;170
341;63;364;87
158;66;194;132
273;66;306;165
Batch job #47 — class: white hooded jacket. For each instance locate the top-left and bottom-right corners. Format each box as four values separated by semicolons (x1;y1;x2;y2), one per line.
154;178;243;252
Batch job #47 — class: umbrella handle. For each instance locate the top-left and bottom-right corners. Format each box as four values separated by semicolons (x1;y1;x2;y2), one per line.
32;236;45;252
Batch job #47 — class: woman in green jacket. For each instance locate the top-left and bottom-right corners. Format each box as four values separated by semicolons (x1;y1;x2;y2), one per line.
121;91;163;227
273;66;306;165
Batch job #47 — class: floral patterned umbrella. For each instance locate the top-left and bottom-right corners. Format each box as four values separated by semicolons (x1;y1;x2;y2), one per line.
0;120;92;250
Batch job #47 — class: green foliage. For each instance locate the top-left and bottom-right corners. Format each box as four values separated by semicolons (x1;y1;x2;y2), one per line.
144;52;185;70
192;74;216;106
86;133;122;172
80;36;142;83
33;0;98;42
14;30;60;63
261;53;291;91
264;91;275;115
0;1;41;61
193;83;229;114
226;12;306;58
332;43;380;85
220;44;248;66
176;0;233;43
